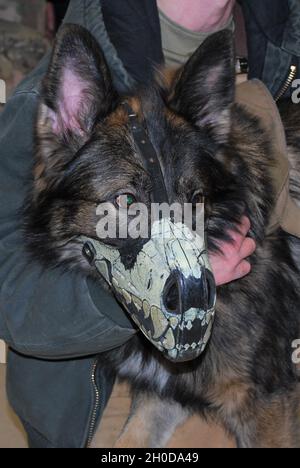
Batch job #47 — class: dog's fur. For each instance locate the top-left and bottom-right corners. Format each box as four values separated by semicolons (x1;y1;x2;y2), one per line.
24;25;300;448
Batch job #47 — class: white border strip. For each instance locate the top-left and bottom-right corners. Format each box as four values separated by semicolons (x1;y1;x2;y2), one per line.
0;340;6;364
0;79;6;104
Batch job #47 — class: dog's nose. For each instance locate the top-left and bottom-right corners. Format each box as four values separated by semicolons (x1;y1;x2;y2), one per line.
163;269;216;315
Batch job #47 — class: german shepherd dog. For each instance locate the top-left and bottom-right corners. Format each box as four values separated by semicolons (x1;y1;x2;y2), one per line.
25;24;300;448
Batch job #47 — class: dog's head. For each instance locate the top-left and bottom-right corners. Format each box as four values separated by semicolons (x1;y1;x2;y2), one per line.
27;25;273;361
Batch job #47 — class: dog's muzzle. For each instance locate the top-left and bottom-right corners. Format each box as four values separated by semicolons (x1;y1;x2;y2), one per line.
81;219;216;362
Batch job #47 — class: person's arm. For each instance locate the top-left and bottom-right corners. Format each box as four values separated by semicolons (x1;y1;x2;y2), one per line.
0;91;136;359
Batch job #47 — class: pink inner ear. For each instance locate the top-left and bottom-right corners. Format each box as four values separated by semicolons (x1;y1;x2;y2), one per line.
53;67;88;135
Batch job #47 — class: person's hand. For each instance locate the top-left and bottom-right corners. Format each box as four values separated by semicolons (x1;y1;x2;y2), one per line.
209;216;256;286
45;2;56;40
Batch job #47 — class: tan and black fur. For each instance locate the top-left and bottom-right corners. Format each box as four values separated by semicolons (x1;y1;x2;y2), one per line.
24;25;300;448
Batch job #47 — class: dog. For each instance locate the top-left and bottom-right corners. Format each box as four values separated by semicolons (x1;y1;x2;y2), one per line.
24;24;300;448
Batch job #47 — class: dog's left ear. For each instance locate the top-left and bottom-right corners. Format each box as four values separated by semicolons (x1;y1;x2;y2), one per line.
39;24;117;141
171;31;235;144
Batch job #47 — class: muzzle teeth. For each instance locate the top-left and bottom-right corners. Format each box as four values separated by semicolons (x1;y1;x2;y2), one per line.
176;340;203;352
132;296;143;311
142;300;151;318
151;306;169;339
122;289;132;305
162;328;175;350
203;320;213;345
169;317;179;329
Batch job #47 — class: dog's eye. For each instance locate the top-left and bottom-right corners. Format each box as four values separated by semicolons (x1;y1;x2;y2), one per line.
115;194;137;209
192;191;205;205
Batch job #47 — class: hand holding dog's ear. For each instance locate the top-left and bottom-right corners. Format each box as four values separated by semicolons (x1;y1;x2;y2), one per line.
171;31;235;144
40;24;117;140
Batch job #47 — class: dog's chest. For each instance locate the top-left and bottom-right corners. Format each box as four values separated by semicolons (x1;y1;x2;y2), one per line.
116;351;171;394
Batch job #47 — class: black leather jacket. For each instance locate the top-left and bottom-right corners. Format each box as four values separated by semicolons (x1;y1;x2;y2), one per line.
241;0;300;99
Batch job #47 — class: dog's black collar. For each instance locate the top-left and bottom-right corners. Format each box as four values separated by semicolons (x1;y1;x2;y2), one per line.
123;102;169;204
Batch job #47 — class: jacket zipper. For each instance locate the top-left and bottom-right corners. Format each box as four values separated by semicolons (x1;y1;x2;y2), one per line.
275;64;297;101
86;358;100;448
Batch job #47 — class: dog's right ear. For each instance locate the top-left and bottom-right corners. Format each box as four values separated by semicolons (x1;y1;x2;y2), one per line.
38;24;117;145
170;31;235;145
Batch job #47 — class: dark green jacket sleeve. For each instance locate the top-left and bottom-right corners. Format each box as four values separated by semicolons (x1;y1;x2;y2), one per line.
0;90;135;359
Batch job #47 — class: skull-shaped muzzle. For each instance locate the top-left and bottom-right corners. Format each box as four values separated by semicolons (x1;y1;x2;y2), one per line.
81;218;216;362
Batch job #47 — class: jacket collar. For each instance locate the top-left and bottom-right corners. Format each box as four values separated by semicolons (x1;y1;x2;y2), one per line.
63;0;136;93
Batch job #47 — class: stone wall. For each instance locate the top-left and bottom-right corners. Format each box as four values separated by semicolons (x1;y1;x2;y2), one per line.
0;0;45;32
0;0;49;100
